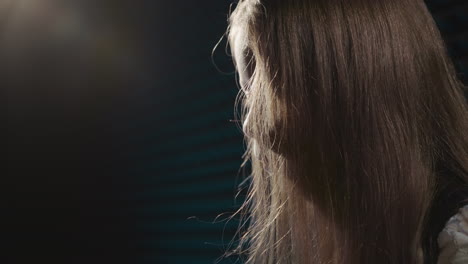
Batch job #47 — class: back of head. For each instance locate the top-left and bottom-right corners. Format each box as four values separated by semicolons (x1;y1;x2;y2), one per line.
225;0;468;263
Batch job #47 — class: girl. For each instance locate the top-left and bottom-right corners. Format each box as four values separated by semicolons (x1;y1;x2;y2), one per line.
223;0;468;263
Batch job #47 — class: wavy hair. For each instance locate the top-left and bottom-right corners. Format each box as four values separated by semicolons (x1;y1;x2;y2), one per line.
220;0;468;263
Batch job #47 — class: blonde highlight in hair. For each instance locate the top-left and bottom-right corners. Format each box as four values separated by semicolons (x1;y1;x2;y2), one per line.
220;0;468;263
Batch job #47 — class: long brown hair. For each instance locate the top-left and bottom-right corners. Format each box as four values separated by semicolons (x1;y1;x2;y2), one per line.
220;0;468;263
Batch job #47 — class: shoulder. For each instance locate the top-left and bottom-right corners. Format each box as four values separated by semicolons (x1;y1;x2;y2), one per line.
437;204;468;264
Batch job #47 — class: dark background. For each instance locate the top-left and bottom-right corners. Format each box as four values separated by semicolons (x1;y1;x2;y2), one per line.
4;0;467;263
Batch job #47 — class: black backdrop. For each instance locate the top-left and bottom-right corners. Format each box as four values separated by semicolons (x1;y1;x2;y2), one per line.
4;0;467;263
